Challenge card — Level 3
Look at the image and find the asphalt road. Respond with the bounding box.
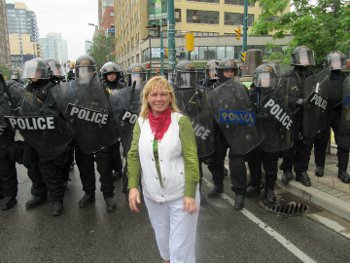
[1,164,350,263]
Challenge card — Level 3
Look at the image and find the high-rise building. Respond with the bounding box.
[0,0,11,67]
[39,33,68,63]
[114,0,291,70]
[6,2,41,68]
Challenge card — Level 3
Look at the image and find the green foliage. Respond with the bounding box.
[251,0,350,67]
[0,64,12,80]
[88,31,116,70]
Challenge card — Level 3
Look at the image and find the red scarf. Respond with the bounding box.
[148,107,172,140]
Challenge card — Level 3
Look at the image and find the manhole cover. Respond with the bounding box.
[261,200,308,217]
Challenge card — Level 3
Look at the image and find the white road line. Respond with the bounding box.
[203,178,317,263]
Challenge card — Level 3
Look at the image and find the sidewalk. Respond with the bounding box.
[277,148,350,222]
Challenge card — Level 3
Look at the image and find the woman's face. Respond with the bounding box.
[147,86,171,116]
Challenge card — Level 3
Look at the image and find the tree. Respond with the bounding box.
[0,64,12,80]
[250,0,350,66]
[88,30,116,70]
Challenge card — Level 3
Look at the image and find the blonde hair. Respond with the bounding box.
[140,76,180,118]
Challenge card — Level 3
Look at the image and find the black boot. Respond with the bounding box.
[295,171,311,187]
[79,193,95,208]
[246,185,260,198]
[338,170,350,184]
[281,170,293,185]
[26,195,47,209]
[207,184,223,198]
[264,188,276,204]
[1,196,17,210]
[233,193,245,210]
[315,167,324,177]
[51,201,63,217]
[105,197,117,213]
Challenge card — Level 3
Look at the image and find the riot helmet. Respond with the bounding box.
[174,60,197,88]
[326,51,346,70]
[75,54,97,84]
[217,59,239,83]
[126,63,147,87]
[205,60,219,80]
[291,46,315,67]
[45,58,66,80]
[101,62,123,83]
[253,63,277,88]
[22,58,49,81]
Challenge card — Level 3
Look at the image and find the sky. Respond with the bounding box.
[7,0,98,60]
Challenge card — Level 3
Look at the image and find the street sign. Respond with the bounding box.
[108,28,115,33]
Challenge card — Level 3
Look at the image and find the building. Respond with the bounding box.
[39,33,68,63]
[0,0,11,67]
[6,2,41,68]
[114,0,291,71]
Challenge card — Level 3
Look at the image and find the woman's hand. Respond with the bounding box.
[183,197,198,214]
[128,188,141,213]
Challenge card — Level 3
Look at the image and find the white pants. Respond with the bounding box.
[144,193,200,263]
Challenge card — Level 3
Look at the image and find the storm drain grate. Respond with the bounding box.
[263,201,308,216]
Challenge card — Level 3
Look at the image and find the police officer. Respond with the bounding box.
[100,62,124,181]
[125,63,147,88]
[21,58,66,216]
[313,51,350,183]
[280,46,315,187]
[207,59,248,210]
[199,60,219,89]
[73,55,117,212]
[246,63,283,204]
[0,79,19,210]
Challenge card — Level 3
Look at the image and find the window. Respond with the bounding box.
[189,0,219,3]
[175,9,181,22]
[187,10,219,24]
[224,13,254,26]
[224,0,255,6]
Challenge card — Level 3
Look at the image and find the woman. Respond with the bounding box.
[127,76,200,263]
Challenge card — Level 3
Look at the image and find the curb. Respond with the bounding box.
[276,178,350,222]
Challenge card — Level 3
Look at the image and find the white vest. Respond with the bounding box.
[138,112,185,202]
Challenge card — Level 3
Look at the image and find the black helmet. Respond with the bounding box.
[291,46,315,67]
[75,54,97,79]
[45,58,66,80]
[253,62,277,88]
[101,62,123,81]
[22,58,49,80]
[205,60,219,80]
[217,59,239,83]
[326,51,346,70]
[126,63,147,86]
[175,60,197,88]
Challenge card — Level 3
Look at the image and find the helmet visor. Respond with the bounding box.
[253,72,275,88]
[328,53,346,70]
[294,50,315,66]
[205,64,218,80]
[22,60,49,79]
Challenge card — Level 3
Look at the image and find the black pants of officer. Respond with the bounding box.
[61,144,74,183]
[111,141,123,175]
[247,147,279,190]
[75,143,114,198]
[280,111,313,173]
[23,143,65,202]
[208,129,247,195]
[314,110,350,171]
[0,147,17,198]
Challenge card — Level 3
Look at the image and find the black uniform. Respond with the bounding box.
[313,70,350,183]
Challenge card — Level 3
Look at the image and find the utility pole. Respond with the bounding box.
[167,0,176,82]
[243,0,248,53]
[160,20,164,75]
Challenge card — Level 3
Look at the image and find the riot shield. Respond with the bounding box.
[303,69,330,138]
[51,76,119,154]
[2,81,74,158]
[174,85,215,159]
[108,81,145,156]
[341,76,350,133]
[258,68,297,152]
[208,78,263,155]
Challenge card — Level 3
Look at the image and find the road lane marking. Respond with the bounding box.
[203,178,317,263]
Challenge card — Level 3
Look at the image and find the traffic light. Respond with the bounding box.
[185,32,194,52]
[165,48,168,58]
[234,26,242,40]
